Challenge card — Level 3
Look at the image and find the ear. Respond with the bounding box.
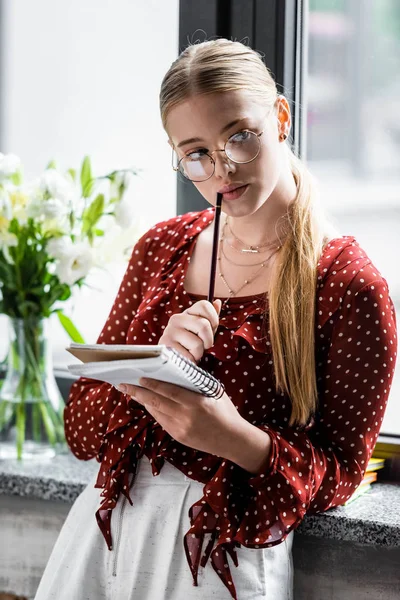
[276,95,291,138]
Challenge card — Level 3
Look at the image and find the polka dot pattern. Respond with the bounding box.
[64,208,397,600]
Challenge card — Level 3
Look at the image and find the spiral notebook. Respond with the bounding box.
[66,343,225,399]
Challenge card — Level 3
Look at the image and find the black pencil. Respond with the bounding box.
[207,192,223,303]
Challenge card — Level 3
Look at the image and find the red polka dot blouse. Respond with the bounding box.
[65,207,397,600]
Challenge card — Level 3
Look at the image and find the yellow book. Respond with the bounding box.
[373,436,400,459]
[366,457,385,472]
[360,471,378,486]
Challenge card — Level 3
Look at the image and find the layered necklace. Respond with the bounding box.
[217,218,282,306]
[225,218,278,254]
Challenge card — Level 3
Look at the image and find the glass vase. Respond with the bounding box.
[0,316,66,460]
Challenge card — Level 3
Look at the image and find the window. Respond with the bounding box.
[0,0,179,369]
[307,0,400,433]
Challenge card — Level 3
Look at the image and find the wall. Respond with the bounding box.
[0,0,179,365]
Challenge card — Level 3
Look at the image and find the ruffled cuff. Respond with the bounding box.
[243,425,279,485]
[232,425,316,548]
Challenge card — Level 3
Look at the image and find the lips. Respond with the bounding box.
[220,184,249,201]
[218,183,246,194]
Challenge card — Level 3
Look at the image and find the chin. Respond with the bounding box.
[221,198,266,218]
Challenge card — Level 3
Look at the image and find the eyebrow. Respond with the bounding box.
[176,118,249,149]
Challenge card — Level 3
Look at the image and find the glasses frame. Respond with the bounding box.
[171,128,265,183]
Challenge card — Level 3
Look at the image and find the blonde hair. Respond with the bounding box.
[160,38,329,427]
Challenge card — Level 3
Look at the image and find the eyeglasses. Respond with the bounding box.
[172,128,264,182]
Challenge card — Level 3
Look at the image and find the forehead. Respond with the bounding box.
[166,90,266,143]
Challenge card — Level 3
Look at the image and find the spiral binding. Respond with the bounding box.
[165,347,225,399]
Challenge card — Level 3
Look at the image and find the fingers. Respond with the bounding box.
[186,300,220,334]
[159,299,221,363]
[117,381,178,417]
[183,314,214,349]
[138,377,193,402]
[168,340,199,363]
[160,326,205,362]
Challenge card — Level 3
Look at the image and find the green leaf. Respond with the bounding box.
[67,168,76,181]
[56,310,86,343]
[80,156,93,198]
[10,168,23,186]
[58,286,72,302]
[38,401,56,446]
[81,193,105,237]
[32,403,41,442]
[42,401,65,444]
[0,401,14,431]
[105,170,117,182]
[16,402,26,460]
[93,228,105,236]
[45,160,57,170]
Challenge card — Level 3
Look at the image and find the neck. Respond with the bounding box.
[222,171,297,246]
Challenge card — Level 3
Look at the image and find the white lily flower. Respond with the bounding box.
[0,230,17,246]
[26,196,43,219]
[10,179,45,221]
[92,220,143,266]
[55,241,94,285]
[0,188,13,219]
[26,185,72,233]
[2,245,15,265]
[39,169,75,204]
[114,196,136,229]
[0,153,21,178]
[24,177,43,199]
[42,197,68,220]
[42,216,68,237]
[0,230,18,264]
[46,236,73,259]
[7,187,31,224]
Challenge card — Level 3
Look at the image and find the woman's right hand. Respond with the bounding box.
[158,299,222,363]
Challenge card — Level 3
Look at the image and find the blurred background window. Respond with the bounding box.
[307,0,400,433]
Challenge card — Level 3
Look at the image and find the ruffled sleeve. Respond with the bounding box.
[63,210,204,460]
[230,263,397,549]
[64,228,154,460]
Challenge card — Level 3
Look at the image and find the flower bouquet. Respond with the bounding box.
[0,153,140,459]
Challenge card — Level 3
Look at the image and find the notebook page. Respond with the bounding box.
[67,356,206,395]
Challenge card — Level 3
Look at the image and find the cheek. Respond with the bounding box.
[256,143,281,185]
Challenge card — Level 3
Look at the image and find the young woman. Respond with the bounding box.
[35,39,397,600]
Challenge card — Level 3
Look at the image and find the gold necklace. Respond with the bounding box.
[226,217,279,254]
[221,236,280,267]
[217,236,280,306]
[222,221,275,257]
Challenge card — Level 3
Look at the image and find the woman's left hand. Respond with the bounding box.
[116,378,246,459]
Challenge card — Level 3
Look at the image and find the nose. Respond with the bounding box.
[212,149,236,179]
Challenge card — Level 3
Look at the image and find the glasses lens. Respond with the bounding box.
[179,154,214,181]
[225,131,260,163]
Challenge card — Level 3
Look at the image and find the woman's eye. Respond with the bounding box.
[230,131,251,143]
[186,149,208,160]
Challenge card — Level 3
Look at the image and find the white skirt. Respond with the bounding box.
[34,457,294,600]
